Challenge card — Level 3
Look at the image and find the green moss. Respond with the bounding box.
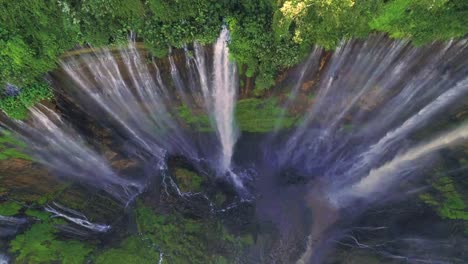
[239,234,254,246]
[0,201,22,216]
[214,192,227,207]
[0,130,31,160]
[235,98,296,132]
[173,168,203,193]
[177,104,212,132]
[133,203,243,264]
[25,209,51,221]
[9,221,93,264]
[420,175,468,220]
[94,236,160,264]
[35,183,71,206]
[178,98,297,133]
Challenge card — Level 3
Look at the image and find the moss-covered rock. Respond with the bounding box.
[0,131,31,161]
[8,219,93,264]
[235,98,296,132]
[178,104,212,132]
[94,236,160,264]
[177,97,297,133]
[132,202,248,264]
[173,167,203,193]
[0,202,22,216]
[420,176,468,221]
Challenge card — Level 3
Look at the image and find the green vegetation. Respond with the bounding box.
[178,97,297,133]
[0,0,466,117]
[135,205,232,263]
[420,161,468,234]
[94,236,160,264]
[0,130,31,160]
[0,82,53,119]
[9,212,93,264]
[178,104,212,132]
[370,0,468,44]
[236,98,297,132]
[95,202,247,264]
[4,196,249,263]
[173,167,204,193]
[143,0,225,57]
[0,201,22,216]
[420,175,468,221]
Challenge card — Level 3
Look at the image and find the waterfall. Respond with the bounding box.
[45,203,111,232]
[334,122,468,207]
[343,78,468,179]
[193,41,211,109]
[0,253,8,264]
[191,28,241,186]
[0,27,245,204]
[212,27,240,185]
[278,36,467,174]
[0,28,467,263]
[6,106,142,203]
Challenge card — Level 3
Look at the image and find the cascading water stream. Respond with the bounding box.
[1,27,243,206]
[335,122,468,206]
[0,253,8,264]
[211,27,241,186]
[261,36,468,263]
[2,106,142,203]
[1,28,467,263]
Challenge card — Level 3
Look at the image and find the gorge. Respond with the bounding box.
[0,1,467,263]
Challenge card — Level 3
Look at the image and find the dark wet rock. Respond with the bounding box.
[0,159,66,203]
[279,168,310,185]
[52,185,125,224]
[0,215,28,238]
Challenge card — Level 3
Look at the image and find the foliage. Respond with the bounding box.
[173,167,204,193]
[0,82,53,120]
[370,0,468,44]
[0,0,80,86]
[9,220,93,263]
[226,1,304,92]
[25,209,52,221]
[143,0,225,57]
[64,0,145,46]
[420,174,468,221]
[94,236,160,264]
[0,201,22,216]
[273,0,381,49]
[133,203,243,264]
